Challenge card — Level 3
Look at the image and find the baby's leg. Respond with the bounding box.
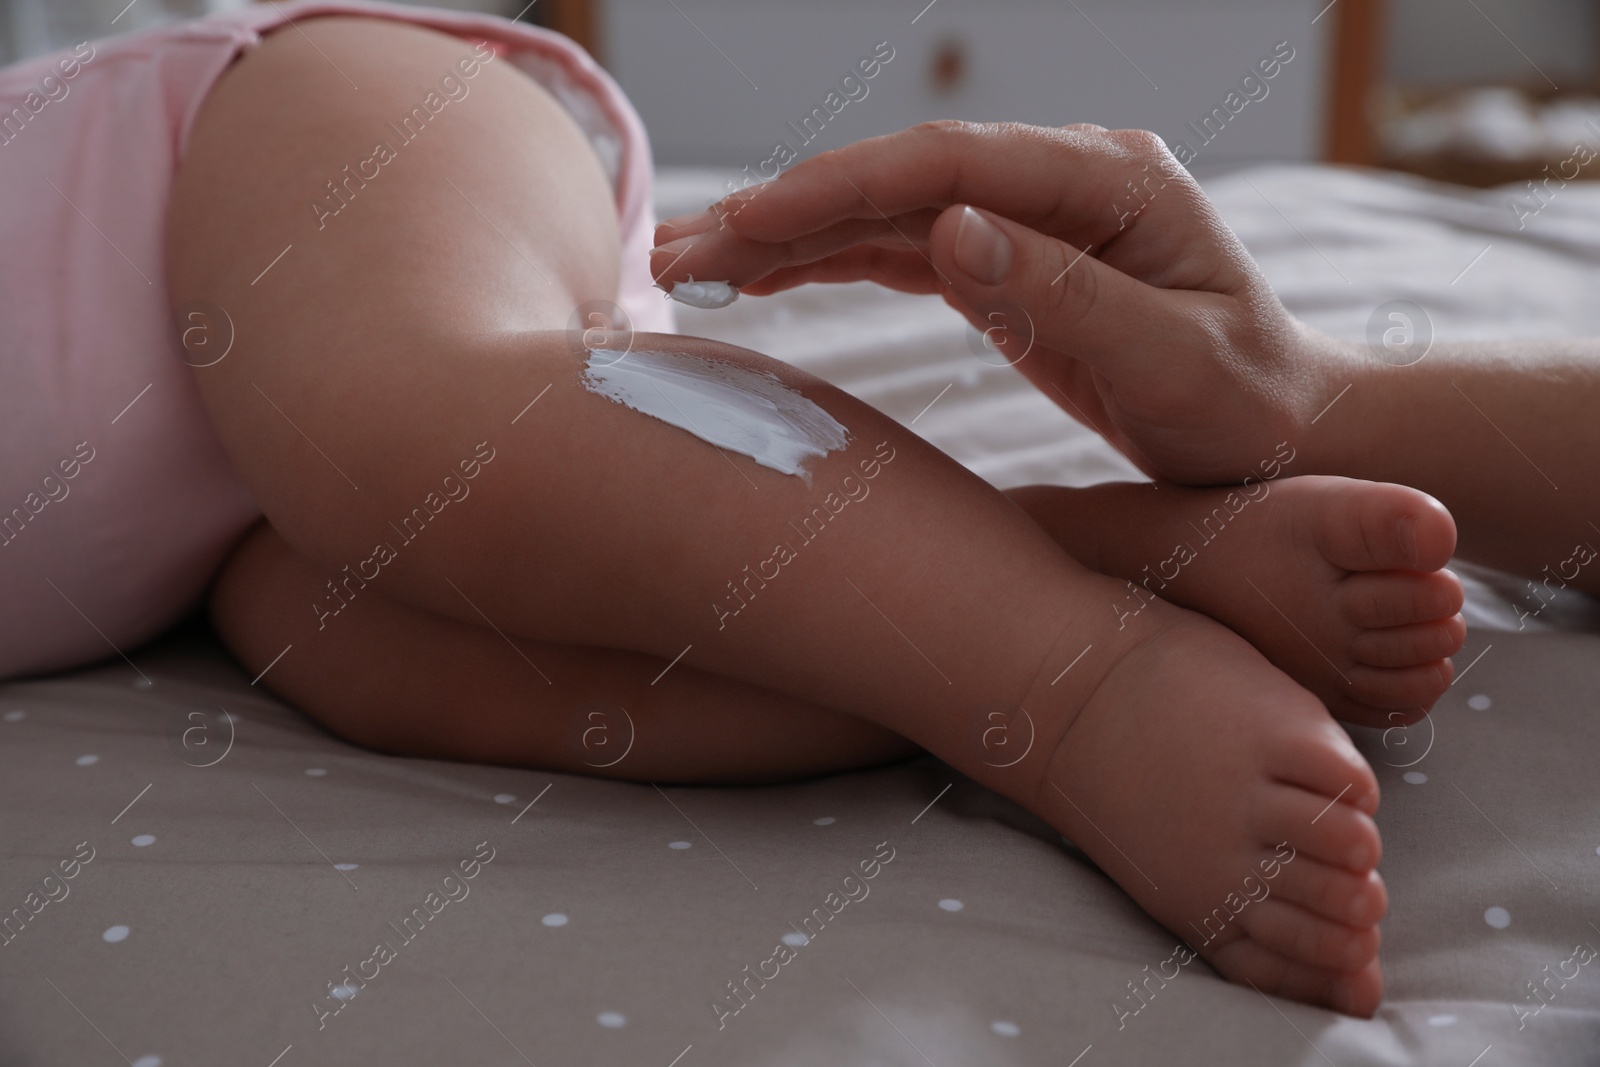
[212,521,919,783]
[168,15,1386,1012]
[1010,478,1467,727]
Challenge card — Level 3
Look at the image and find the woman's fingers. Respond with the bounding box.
[737,246,944,296]
[651,210,942,291]
[658,198,1222,450]
[670,121,1131,241]
[655,121,1255,298]
[925,204,1205,384]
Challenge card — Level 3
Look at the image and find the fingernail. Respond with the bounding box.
[953,205,1012,285]
[652,234,700,256]
[657,208,714,237]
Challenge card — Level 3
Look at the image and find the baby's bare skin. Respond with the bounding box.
[1012,475,1466,727]
[167,23,1450,1018]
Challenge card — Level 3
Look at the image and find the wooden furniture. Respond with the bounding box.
[1324,0,1387,165]
[1320,0,1600,185]
[540,0,599,59]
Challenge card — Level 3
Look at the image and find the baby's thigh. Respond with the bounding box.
[165,14,620,514]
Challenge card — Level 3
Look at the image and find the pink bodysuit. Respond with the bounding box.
[0,0,672,680]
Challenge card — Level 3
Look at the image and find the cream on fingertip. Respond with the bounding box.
[667,277,739,309]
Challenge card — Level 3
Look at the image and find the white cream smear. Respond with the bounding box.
[582,348,849,479]
[667,277,739,309]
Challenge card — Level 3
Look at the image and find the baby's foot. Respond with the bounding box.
[1010,475,1466,727]
[1022,607,1388,1014]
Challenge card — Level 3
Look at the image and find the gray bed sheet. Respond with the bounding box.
[3,164,1600,1066]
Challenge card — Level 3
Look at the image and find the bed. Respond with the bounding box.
[3,163,1599,1067]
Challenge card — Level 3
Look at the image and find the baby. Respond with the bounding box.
[2,3,1476,1019]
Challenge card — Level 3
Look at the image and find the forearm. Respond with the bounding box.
[1300,332,1600,591]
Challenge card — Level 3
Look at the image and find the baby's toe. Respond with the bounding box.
[1311,479,1457,573]
[1346,660,1455,712]
[1262,721,1380,816]
[1237,897,1381,971]
[1206,939,1384,1017]
[1339,570,1465,627]
[1350,616,1467,668]
[1334,957,1386,1017]
[1257,784,1382,873]
[1272,856,1388,927]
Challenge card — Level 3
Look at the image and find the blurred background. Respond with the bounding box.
[3,0,1596,185]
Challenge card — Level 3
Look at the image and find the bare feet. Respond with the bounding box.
[1015,606,1387,1015]
[1010,475,1466,727]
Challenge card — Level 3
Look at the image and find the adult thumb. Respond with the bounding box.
[930,204,1174,371]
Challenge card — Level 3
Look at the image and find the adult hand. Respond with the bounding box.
[650,121,1356,485]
